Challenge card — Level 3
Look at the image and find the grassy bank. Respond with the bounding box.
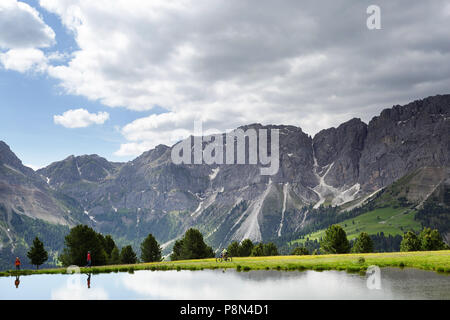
[1,250,449,277]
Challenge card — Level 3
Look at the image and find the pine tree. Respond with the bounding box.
[27,237,48,269]
[227,241,240,257]
[263,242,279,256]
[170,228,214,261]
[120,245,138,264]
[320,225,350,254]
[103,235,117,259]
[140,233,162,262]
[238,239,254,257]
[110,246,120,265]
[352,232,374,253]
[59,225,107,267]
[170,239,184,261]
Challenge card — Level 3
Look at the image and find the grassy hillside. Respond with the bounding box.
[284,167,448,250]
[1,250,449,277]
[290,206,421,245]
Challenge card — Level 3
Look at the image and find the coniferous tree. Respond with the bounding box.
[227,241,240,257]
[170,229,214,261]
[352,232,374,253]
[140,233,162,262]
[103,235,117,260]
[170,239,184,261]
[120,245,138,264]
[109,246,120,265]
[27,237,48,269]
[238,239,254,257]
[320,225,350,254]
[59,225,107,267]
[263,242,279,256]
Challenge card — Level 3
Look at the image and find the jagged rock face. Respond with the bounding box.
[0,142,79,227]
[313,118,367,189]
[358,95,450,191]
[1,94,449,247]
[37,154,122,187]
[0,141,37,183]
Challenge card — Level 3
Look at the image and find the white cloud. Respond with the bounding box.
[0,0,55,49]
[0,0,55,73]
[54,108,110,128]
[31,1,450,156]
[121,269,392,299]
[0,48,47,73]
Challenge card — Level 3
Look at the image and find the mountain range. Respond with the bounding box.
[1,94,449,267]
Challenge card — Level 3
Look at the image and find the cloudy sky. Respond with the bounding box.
[1,0,449,169]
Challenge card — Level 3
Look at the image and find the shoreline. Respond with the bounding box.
[2,250,449,277]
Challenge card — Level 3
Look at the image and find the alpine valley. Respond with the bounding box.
[1,95,449,269]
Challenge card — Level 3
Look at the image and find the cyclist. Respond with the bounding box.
[221,248,228,260]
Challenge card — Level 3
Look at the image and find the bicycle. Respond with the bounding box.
[216,255,233,262]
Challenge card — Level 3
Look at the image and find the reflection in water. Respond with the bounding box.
[14,275,20,289]
[51,272,108,299]
[0,268,449,300]
[121,269,390,300]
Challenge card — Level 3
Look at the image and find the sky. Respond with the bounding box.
[0,0,449,169]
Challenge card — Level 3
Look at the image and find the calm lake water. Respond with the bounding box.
[0,268,449,300]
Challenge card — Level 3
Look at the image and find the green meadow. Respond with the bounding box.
[291,207,421,245]
[1,250,449,277]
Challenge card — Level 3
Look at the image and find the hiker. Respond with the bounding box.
[86,251,92,267]
[15,257,21,271]
[14,275,20,288]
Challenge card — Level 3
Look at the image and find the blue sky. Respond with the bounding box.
[1,1,449,170]
[0,0,164,168]
[0,67,143,168]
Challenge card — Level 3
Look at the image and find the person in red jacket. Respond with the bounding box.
[86,251,92,267]
[15,257,21,271]
[14,275,20,288]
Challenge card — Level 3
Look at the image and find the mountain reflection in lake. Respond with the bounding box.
[0,268,449,300]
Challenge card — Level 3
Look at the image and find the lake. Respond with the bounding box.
[1,267,449,300]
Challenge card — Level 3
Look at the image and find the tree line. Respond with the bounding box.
[288,225,449,255]
[14,223,449,270]
[226,239,279,257]
[58,225,163,266]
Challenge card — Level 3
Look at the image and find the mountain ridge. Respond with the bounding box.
[0,94,449,262]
